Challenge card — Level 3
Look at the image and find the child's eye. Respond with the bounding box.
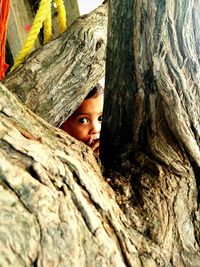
[98,115,103,122]
[78,118,89,124]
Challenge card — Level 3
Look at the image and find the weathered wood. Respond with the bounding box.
[102,0,200,167]
[2,0,200,266]
[100,0,200,266]
[1,63,199,266]
[0,82,139,267]
[101,0,136,160]
[4,2,107,127]
[64,0,80,27]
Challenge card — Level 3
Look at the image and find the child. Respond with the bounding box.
[60,83,104,155]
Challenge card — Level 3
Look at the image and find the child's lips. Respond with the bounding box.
[88,136,100,145]
[92,136,100,141]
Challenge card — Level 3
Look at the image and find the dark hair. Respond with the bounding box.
[85,83,103,99]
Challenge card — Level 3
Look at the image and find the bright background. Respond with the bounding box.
[78,0,104,15]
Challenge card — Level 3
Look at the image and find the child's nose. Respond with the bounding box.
[90,121,101,133]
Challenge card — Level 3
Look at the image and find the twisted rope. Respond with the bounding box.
[43,3,52,44]
[10,0,67,72]
[55,0,67,34]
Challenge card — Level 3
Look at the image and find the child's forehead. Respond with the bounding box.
[73,95,103,116]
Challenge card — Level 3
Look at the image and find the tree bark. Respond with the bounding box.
[3,2,108,127]
[1,0,200,266]
[0,83,134,267]
[102,0,200,166]
[101,0,200,266]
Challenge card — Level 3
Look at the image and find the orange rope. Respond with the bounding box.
[0,0,11,80]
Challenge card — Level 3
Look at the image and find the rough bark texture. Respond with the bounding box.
[102,0,200,164]
[3,2,107,127]
[0,83,133,267]
[1,0,200,266]
[101,0,200,266]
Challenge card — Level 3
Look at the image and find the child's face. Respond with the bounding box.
[61,93,103,146]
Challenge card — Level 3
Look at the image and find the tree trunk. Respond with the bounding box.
[0,83,135,267]
[1,0,200,266]
[3,2,108,127]
[101,0,200,266]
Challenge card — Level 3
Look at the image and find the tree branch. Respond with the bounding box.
[3,2,108,127]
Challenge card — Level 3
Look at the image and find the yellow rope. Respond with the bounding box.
[54,0,67,34]
[10,0,52,72]
[43,3,52,44]
[10,0,67,72]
